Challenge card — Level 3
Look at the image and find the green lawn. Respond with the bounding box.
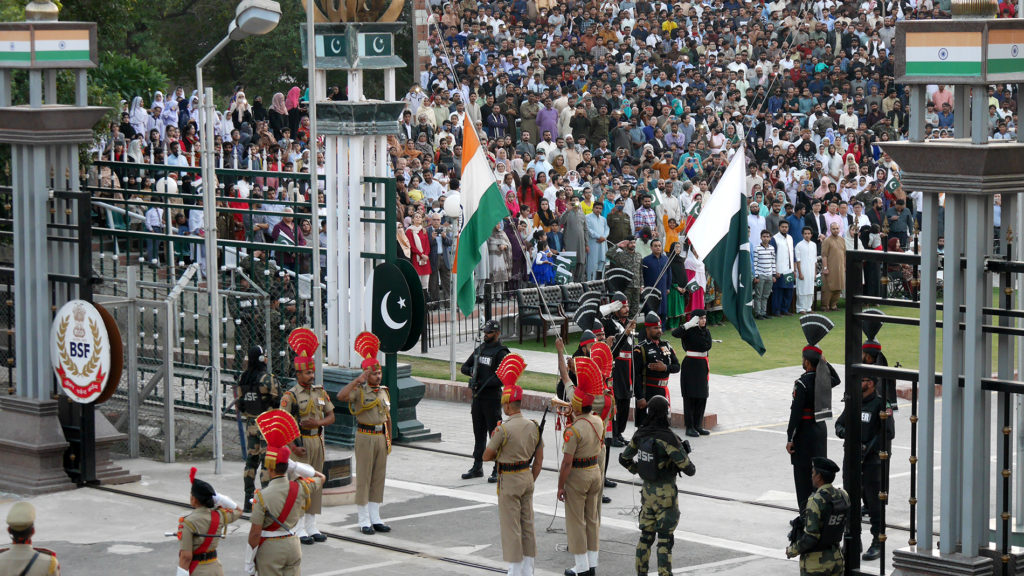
[399,354,558,393]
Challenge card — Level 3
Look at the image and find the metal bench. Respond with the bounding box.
[517,286,568,346]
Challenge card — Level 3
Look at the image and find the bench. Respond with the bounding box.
[517,286,569,346]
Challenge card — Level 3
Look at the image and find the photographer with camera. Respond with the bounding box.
[460,319,510,483]
[786,457,850,575]
[619,395,695,576]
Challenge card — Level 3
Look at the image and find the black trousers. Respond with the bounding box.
[862,457,883,538]
[793,458,814,512]
[614,397,631,436]
[471,392,502,465]
[682,397,707,431]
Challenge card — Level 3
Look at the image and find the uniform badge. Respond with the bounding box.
[563,428,573,443]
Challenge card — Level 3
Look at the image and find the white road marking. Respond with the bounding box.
[386,478,790,561]
[308,560,406,576]
[332,502,492,529]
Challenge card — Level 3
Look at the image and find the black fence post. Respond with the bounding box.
[484,283,493,322]
[844,251,865,574]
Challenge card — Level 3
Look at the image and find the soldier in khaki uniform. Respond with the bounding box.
[0,502,59,576]
[177,468,243,576]
[483,354,543,576]
[557,357,605,576]
[245,409,326,576]
[280,328,335,545]
[337,332,393,535]
[236,345,281,512]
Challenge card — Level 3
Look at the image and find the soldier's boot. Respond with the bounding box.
[308,514,326,542]
[488,466,498,484]
[636,531,655,576]
[656,532,674,576]
[586,550,598,575]
[862,538,881,561]
[564,553,589,576]
[521,556,535,576]
[461,463,484,479]
[369,502,391,533]
[296,512,312,545]
[357,505,374,535]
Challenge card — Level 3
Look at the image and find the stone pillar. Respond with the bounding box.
[0,397,75,494]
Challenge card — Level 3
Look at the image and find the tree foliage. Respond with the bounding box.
[90,52,170,103]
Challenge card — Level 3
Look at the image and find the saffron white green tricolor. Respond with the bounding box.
[454,116,510,316]
[0,28,91,66]
[989,29,1024,75]
[904,31,982,77]
[0,30,31,65]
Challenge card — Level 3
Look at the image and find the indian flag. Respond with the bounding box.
[687,147,765,355]
[989,29,1024,75]
[33,29,91,63]
[455,116,509,316]
[0,30,31,65]
[905,31,982,77]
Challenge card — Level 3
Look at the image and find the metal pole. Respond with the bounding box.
[916,191,938,552]
[450,224,460,381]
[940,194,965,555]
[961,194,986,556]
[306,1,324,382]
[203,86,223,474]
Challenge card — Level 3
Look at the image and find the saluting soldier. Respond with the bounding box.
[177,468,243,576]
[280,327,335,545]
[0,502,59,576]
[483,354,543,576]
[558,357,605,576]
[337,332,393,535]
[236,345,281,512]
[786,457,850,576]
[632,312,680,428]
[619,396,696,576]
[602,291,636,447]
[671,309,712,439]
[245,409,325,576]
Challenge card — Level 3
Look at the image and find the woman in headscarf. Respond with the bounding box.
[151,90,165,111]
[665,241,688,328]
[229,91,254,131]
[486,223,512,295]
[406,212,431,289]
[504,190,520,217]
[268,92,288,140]
[286,86,304,136]
[130,96,149,137]
[218,111,233,140]
[503,218,528,291]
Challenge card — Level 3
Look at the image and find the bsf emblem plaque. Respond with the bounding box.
[50,300,112,404]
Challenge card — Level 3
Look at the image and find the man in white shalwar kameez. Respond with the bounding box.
[794,226,818,313]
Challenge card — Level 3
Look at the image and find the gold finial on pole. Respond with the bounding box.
[25,0,59,22]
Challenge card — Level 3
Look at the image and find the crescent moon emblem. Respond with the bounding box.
[331,38,343,54]
[380,291,407,330]
[373,37,386,53]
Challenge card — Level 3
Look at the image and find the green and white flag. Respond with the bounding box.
[454,117,511,315]
[555,252,577,285]
[687,148,766,355]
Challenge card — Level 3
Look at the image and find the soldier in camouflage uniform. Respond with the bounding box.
[618,395,695,576]
[785,457,850,576]
[606,239,643,315]
[235,346,281,512]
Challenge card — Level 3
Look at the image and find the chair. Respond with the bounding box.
[517,287,568,346]
[560,283,586,314]
[583,280,607,298]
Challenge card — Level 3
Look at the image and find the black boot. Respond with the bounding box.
[488,467,498,483]
[604,478,617,488]
[685,428,700,437]
[862,539,881,561]
[461,464,483,479]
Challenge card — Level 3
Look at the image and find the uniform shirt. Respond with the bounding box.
[350,383,390,426]
[281,384,334,435]
[252,475,322,531]
[562,413,604,461]
[179,506,243,556]
[632,337,680,398]
[0,544,59,576]
[239,371,281,418]
[619,435,695,482]
[835,391,894,459]
[787,483,850,559]
[487,412,542,466]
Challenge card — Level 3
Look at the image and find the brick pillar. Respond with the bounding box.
[413,0,431,84]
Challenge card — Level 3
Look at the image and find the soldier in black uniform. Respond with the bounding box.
[235,346,281,512]
[788,316,841,512]
[602,292,636,447]
[836,375,894,561]
[672,309,712,439]
[632,312,680,428]
[861,310,898,410]
[460,319,510,482]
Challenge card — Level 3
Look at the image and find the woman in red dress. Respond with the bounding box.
[406,211,431,288]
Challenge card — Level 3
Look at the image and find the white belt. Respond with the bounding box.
[686,351,708,358]
[618,352,632,360]
[261,529,292,538]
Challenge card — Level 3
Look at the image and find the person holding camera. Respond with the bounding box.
[619,395,695,576]
[460,319,510,482]
[785,457,850,576]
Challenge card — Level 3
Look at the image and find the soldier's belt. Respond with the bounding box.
[193,551,217,563]
[498,461,530,473]
[802,408,814,421]
[618,352,633,360]
[260,530,292,539]
[572,456,599,469]
[300,428,322,437]
[645,378,669,387]
[357,424,385,435]
[685,351,708,358]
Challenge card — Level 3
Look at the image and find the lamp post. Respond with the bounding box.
[443,194,462,381]
[195,0,281,474]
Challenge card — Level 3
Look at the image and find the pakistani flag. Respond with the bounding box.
[455,117,511,315]
[555,252,577,285]
[687,148,766,355]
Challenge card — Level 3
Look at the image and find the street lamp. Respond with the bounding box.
[195,0,281,475]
